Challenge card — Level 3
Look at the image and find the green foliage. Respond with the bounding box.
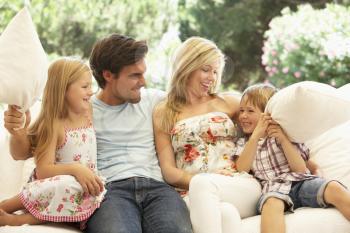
[0,0,180,91]
[177,0,349,91]
[178,0,309,91]
[0,0,178,58]
[262,4,350,88]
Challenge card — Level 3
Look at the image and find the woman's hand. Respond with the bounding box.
[215,169,233,176]
[73,165,104,196]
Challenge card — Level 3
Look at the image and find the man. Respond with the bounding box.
[4,34,192,233]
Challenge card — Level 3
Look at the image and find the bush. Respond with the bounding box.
[262,4,350,88]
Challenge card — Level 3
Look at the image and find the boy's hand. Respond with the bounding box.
[267,124,288,145]
[251,113,271,139]
[4,105,31,135]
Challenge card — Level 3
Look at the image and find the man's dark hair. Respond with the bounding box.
[89,33,148,89]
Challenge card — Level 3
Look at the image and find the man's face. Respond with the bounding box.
[105,59,146,105]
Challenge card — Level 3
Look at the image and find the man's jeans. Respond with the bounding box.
[84,177,193,233]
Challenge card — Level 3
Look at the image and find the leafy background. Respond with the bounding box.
[1,0,350,93]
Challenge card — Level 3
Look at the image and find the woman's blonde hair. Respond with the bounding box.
[29,57,91,163]
[241,83,278,112]
[159,37,225,132]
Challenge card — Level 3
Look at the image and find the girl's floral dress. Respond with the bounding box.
[171,112,240,195]
[19,123,105,228]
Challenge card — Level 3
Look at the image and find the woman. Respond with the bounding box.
[153,37,261,233]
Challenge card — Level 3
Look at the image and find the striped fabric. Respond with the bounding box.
[235,137,316,194]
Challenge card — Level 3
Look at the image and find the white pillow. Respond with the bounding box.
[266,81,350,142]
[306,120,350,189]
[0,131,25,200]
[0,7,48,112]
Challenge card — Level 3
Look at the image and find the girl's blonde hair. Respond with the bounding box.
[29,57,91,163]
[159,37,225,132]
[241,83,278,112]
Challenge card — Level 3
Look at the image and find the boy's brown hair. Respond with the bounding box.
[89,33,148,89]
[241,83,278,112]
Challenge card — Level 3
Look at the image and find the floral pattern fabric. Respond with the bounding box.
[171,112,239,178]
[19,123,105,226]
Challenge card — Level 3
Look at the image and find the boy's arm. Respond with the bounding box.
[4,105,32,160]
[307,159,323,176]
[235,136,259,172]
[267,124,308,173]
[236,113,271,172]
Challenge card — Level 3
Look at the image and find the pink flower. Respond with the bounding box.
[82,133,87,143]
[210,116,226,123]
[73,154,81,161]
[88,162,95,170]
[206,128,217,144]
[282,67,289,74]
[183,144,200,163]
[56,204,64,213]
[271,50,277,56]
[294,71,302,79]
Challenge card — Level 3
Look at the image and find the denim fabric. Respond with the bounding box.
[257,177,332,213]
[84,177,192,233]
[289,177,330,209]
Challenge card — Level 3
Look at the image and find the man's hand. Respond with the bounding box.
[4,105,31,135]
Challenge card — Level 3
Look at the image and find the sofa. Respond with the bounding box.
[1,81,350,233]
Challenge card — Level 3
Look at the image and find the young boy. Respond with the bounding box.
[235,83,350,233]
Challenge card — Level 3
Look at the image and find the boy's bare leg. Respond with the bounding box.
[0,209,44,226]
[261,197,285,233]
[0,195,25,213]
[324,181,350,220]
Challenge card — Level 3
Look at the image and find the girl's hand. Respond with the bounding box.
[74,165,104,196]
[251,113,271,139]
[267,124,288,145]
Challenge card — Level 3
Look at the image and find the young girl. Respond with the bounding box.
[0,58,105,229]
[235,83,350,233]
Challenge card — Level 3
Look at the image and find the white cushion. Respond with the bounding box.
[306,120,350,189]
[0,131,24,201]
[0,224,81,233]
[0,7,48,112]
[242,208,350,233]
[266,81,350,142]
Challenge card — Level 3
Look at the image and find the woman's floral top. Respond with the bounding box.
[171,112,239,178]
[19,123,105,228]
